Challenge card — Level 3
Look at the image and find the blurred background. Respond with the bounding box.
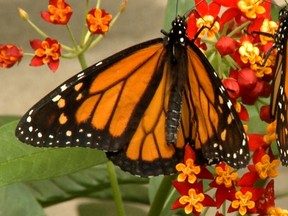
[1,0,288,215]
[0,0,166,116]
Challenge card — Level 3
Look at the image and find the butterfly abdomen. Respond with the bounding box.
[166,88,183,144]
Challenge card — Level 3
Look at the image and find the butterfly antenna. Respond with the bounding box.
[176,0,179,17]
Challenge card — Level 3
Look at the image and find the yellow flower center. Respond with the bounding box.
[86,9,112,33]
[264,121,277,144]
[255,154,280,179]
[35,41,61,63]
[250,56,272,78]
[260,19,278,45]
[176,158,200,184]
[267,207,288,215]
[48,0,72,23]
[239,41,259,64]
[231,191,255,215]
[179,188,204,214]
[196,15,220,39]
[215,164,238,188]
[237,0,265,19]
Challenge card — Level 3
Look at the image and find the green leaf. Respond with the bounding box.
[0,116,19,127]
[78,201,147,216]
[163,0,195,31]
[0,121,108,187]
[26,165,149,207]
[245,105,267,134]
[0,183,45,216]
[148,176,164,203]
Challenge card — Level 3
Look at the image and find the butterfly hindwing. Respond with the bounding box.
[185,43,249,168]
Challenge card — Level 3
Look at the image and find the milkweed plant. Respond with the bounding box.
[0,0,288,215]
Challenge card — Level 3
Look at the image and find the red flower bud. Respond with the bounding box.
[222,78,240,99]
[259,82,271,98]
[260,105,272,123]
[216,36,236,56]
[241,80,263,105]
[238,68,257,90]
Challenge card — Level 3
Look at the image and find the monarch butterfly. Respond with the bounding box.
[270,5,288,166]
[15,13,250,177]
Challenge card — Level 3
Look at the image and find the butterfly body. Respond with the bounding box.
[270,6,288,165]
[16,16,249,176]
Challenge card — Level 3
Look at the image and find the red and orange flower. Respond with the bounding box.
[30,38,61,72]
[41,0,73,25]
[0,44,23,68]
[86,8,112,34]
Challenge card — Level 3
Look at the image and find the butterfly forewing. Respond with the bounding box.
[16,39,164,150]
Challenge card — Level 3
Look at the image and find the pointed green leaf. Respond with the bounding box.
[0,116,19,127]
[0,121,107,187]
[0,183,45,216]
[26,165,149,207]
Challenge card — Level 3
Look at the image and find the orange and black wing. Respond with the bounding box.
[272,38,288,165]
[107,40,250,175]
[15,38,187,176]
[270,6,288,166]
[183,42,250,168]
[16,15,250,176]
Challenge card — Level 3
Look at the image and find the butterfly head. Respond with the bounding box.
[168,16,188,47]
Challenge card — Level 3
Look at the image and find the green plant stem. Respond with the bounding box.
[77,52,88,70]
[227,21,250,38]
[66,24,88,69]
[106,161,126,216]
[148,176,172,216]
[26,19,49,38]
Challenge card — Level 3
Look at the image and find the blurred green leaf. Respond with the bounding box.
[0,183,45,216]
[0,116,19,127]
[78,201,147,216]
[26,165,149,207]
[0,121,108,187]
[245,104,267,134]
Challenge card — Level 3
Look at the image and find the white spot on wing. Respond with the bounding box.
[60,84,67,92]
[52,94,61,102]
[26,116,32,123]
[95,61,102,67]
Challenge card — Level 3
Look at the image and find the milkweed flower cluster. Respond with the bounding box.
[172,0,288,215]
[0,0,126,72]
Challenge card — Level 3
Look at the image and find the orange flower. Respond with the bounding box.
[0,44,23,68]
[30,38,61,72]
[86,8,112,34]
[255,154,279,179]
[176,158,201,184]
[41,0,73,25]
[231,191,255,215]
